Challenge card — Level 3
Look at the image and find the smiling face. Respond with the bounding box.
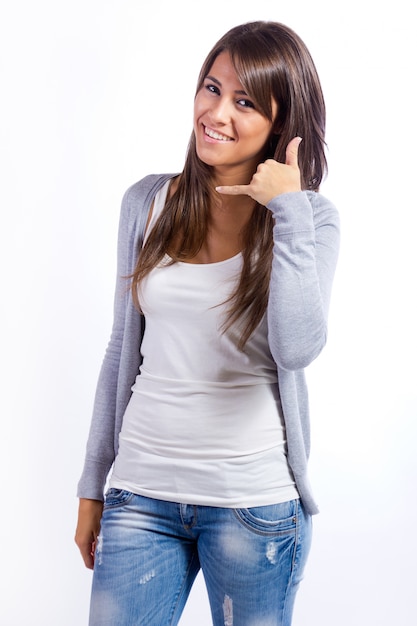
[193,51,278,182]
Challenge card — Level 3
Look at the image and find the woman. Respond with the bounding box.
[75,20,340,626]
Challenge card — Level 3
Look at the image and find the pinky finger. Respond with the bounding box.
[215,184,250,196]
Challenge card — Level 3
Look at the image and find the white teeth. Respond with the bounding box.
[205,127,232,141]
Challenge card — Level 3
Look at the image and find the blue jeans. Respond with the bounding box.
[89,490,312,626]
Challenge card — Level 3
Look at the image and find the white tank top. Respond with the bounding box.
[110,180,299,507]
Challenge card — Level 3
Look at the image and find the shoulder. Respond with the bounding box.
[119,173,178,229]
[122,173,178,210]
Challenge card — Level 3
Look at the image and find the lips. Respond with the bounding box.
[204,125,233,141]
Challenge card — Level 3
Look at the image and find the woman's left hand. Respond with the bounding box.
[216,136,302,206]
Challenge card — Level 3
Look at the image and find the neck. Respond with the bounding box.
[209,195,255,241]
[210,164,256,217]
[212,164,254,189]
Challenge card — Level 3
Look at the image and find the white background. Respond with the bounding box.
[1,1,416,624]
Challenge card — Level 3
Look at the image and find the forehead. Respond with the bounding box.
[206,51,243,87]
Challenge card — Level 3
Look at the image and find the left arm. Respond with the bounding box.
[216,137,340,370]
[266,190,339,370]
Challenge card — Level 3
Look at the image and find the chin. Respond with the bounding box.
[195,148,218,168]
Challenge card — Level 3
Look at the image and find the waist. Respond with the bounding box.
[112,377,298,506]
[125,376,283,458]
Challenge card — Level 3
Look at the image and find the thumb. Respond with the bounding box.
[285,136,302,168]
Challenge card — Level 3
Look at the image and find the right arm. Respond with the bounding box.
[74,175,173,568]
[74,185,138,567]
[76,184,138,501]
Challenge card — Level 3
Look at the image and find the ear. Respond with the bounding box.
[272,119,283,135]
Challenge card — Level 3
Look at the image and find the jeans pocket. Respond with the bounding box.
[104,488,134,508]
[233,499,298,535]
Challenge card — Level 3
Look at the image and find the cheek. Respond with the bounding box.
[247,121,273,147]
[193,107,204,135]
[193,106,200,134]
[193,91,205,119]
[262,118,275,141]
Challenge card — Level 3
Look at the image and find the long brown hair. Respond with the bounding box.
[131,21,327,348]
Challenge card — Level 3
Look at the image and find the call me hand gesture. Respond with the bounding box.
[216,137,303,206]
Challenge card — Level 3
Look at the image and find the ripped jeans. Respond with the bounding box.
[89,490,312,626]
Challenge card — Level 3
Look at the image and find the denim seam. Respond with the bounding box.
[281,499,300,621]
[168,549,199,626]
[231,509,297,537]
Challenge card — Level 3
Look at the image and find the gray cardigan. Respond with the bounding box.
[77,173,340,515]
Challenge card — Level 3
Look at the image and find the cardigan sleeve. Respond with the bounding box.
[266,190,340,371]
[76,174,174,500]
[76,185,138,500]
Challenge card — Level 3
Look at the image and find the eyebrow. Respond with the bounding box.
[205,74,248,96]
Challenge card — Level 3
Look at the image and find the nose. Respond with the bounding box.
[209,96,232,125]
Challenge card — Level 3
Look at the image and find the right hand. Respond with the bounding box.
[74,498,104,570]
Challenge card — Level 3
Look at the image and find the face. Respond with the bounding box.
[193,51,278,180]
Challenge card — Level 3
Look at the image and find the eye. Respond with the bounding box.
[237,98,255,109]
[205,83,220,95]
